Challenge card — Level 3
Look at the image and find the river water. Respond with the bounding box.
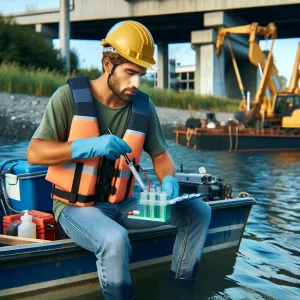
[0,139,299,300]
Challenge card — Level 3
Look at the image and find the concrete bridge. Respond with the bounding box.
[7,0,300,99]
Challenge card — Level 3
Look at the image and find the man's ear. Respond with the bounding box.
[103,57,113,74]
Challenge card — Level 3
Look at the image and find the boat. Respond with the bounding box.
[176,24,300,152]
[174,124,300,152]
[0,159,255,299]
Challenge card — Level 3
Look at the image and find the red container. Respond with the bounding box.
[3,210,56,241]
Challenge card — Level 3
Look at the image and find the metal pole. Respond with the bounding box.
[247,91,250,111]
[59,0,70,73]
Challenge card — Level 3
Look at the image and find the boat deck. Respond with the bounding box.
[174,126,300,151]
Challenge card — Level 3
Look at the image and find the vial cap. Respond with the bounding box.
[21,210,33,221]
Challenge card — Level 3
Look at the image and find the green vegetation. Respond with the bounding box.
[0,15,102,96]
[0,63,101,96]
[0,14,238,112]
[0,15,97,74]
[0,64,238,112]
[141,84,239,113]
[0,16,64,71]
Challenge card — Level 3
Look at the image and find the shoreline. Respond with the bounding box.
[0,91,234,142]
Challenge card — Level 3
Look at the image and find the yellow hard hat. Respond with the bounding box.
[101,20,158,71]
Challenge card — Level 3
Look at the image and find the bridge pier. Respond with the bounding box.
[191,11,258,99]
[191,29,225,97]
[35,24,57,46]
[157,44,169,89]
[59,0,70,72]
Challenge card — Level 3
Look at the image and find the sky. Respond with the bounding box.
[1,0,300,84]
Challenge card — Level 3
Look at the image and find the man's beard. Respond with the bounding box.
[108,74,137,103]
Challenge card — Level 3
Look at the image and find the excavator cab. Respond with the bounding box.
[274,94,300,131]
[274,94,300,117]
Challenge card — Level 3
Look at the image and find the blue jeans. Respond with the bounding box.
[59,197,211,300]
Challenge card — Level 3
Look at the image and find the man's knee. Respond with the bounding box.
[196,200,211,223]
[188,200,212,227]
[102,227,131,256]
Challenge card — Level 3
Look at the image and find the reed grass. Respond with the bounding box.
[0,63,66,96]
[140,84,239,113]
[0,63,239,112]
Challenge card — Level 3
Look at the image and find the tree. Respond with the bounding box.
[0,16,64,71]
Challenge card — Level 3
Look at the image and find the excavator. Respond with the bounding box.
[216,23,300,132]
[273,42,300,131]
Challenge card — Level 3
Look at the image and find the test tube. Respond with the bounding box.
[159,191,168,220]
[149,186,156,218]
[140,191,148,203]
[140,191,148,217]
[156,186,161,200]
[155,186,161,217]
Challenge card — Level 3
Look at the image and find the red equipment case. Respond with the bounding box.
[3,210,55,241]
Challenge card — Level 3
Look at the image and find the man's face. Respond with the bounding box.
[108,62,147,103]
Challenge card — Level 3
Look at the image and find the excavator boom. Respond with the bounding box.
[216,23,277,57]
[216,23,300,131]
[216,22,286,124]
[288,42,300,94]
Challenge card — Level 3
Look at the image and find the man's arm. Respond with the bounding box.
[151,151,176,183]
[27,136,132,166]
[27,138,72,166]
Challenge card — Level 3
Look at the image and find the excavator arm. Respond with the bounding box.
[287,41,300,94]
[216,22,285,125]
[216,23,277,57]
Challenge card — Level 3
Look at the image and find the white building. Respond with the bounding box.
[175,65,195,92]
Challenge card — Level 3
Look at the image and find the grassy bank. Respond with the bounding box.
[140,84,239,112]
[0,63,66,96]
[0,64,239,112]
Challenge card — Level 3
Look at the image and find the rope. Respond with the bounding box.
[175,129,179,144]
[228,125,232,152]
[235,126,239,151]
[237,191,252,198]
[186,128,194,146]
[193,128,200,149]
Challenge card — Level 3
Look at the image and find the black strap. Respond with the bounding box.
[95,157,116,202]
[96,183,116,195]
[67,162,83,203]
[99,164,120,178]
[52,186,107,204]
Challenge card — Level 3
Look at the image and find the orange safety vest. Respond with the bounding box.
[46,76,149,207]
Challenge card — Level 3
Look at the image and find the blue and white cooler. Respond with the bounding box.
[0,158,53,212]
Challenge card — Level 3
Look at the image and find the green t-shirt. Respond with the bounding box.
[33,84,168,220]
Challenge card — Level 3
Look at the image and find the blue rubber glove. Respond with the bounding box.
[162,176,179,199]
[71,135,132,160]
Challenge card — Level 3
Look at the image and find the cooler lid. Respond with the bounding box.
[0,158,48,175]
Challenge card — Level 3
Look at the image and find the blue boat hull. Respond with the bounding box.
[0,197,255,298]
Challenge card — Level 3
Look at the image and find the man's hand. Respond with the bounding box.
[162,175,179,199]
[72,135,132,160]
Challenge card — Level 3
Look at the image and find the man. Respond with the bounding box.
[27,20,211,300]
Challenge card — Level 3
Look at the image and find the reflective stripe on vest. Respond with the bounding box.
[46,76,149,206]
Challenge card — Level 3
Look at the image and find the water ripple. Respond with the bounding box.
[1,139,300,300]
